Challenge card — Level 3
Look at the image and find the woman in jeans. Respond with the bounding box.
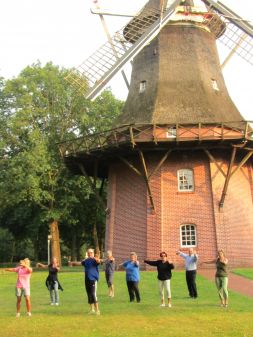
[144,252,174,307]
[203,249,229,307]
[37,257,63,305]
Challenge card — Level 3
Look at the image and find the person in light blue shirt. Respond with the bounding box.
[121,252,140,303]
[176,248,198,298]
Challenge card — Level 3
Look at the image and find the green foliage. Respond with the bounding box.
[0,271,253,337]
[0,62,123,261]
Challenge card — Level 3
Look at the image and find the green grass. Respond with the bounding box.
[0,269,253,337]
[232,268,253,280]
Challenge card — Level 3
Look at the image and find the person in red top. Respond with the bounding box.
[5,258,33,317]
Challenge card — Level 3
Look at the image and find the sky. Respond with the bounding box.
[0,0,253,120]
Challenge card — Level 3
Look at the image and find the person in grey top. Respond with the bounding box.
[176,248,198,298]
[104,250,115,297]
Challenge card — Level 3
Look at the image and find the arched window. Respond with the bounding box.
[180,224,197,247]
[178,169,194,191]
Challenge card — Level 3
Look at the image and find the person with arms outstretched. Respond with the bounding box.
[144,252,174,307]
[176,248,198,298]
[5,258,33,317]
[37,257,63,306]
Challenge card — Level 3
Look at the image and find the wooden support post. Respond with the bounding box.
[148,150,171,179]
[204,149,226,178]
[230,150,253,178]
[129,127,136,148]
[138,150,156,212]
[118,156,142,176]
[78,164,109,214]
[219,147,237,208]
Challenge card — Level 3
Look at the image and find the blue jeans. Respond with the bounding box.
[50,281,59,304]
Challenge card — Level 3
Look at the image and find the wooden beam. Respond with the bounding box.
[78,164,109,214]
[204,149,226,178]
[148,150,172,179]
[230,150,253,178]
[129,127,136,148]
[219,147,237,208]
[118,156,142,176]
[138,150,156,212]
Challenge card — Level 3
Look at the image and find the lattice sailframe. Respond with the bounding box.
[65,0,253,99]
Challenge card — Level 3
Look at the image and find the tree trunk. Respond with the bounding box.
[71,230,77,261]
[93,221,100,256]
[50,220,61,266]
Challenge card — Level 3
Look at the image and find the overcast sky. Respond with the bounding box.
[0,0,252,119]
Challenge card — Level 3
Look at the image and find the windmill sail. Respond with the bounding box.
[67,0,253,99]
[65,0,181,100]
[203,0,253,65]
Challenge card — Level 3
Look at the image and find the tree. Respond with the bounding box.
[0,62,123,261]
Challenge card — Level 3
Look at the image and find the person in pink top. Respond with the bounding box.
[5,258,33,317]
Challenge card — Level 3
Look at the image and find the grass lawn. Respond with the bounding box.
[0,269,253,337]
[232,268,253,280]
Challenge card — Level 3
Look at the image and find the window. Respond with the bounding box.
[178,169,194,191]
[166,126,177,138]
[180,224,197,247]
[211,79,219,91]
[139,81,146,93]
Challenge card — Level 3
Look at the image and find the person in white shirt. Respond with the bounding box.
[176,248,198,298]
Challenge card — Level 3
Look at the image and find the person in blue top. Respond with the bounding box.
[82,249,101,314]
[121,252,140,303]
[70,248,101,315]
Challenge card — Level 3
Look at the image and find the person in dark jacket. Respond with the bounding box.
[37,257,63,306]
[103,250,115,297]
[144,252,174,307]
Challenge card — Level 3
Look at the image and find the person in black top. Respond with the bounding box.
[144,252,174,307]
[37,257,63,306]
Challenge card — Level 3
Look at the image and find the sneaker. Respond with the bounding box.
[88,310,95,315]
[168,303,172,308]
[160,304,166,307]
[27,312,32,317]
[96,310,100,315]
[55,303,59,306]
[16,313,20,318]
[50,303,55,306]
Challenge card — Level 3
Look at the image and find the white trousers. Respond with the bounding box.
[158,279,171,300]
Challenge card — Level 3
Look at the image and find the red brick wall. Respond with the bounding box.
[105,151,253,268]
[105,160,147,263]
[209,151,253,266]
[160,151,217,267]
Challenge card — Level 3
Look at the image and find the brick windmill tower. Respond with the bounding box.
[61,0,253,266]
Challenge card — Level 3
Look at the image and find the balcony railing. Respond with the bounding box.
[59,121,253,158]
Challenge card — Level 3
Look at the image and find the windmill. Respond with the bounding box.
[60,0,253,266]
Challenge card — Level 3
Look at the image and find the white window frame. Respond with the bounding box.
[177,169,194,192]
[211,79,219,91]
[180,224,197,248]
[166,126,177,138]
[139,80,146,93]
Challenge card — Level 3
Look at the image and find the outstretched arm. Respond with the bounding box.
[36,262,48,269]
[144,260,158,266]
[5,268,16,272]
[202,259,216,264]
[68,261,82,266]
